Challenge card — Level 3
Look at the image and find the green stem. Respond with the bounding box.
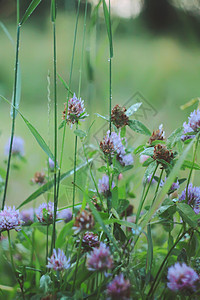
[147,230,187,298]
[72,124,78,213]
[2,25,21,210]
[46,225,49,265]
[109,0,112,134]
[72,234,83,292]
[136,164,158,224]
[186,133,199,201]
[17,0,20,24]
[151,168,163,208]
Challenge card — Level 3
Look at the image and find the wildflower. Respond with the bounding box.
[32,171,46,185]
[153,144,174,166]
[179,183,200,214]
[86,242,113,272]
[73,210,95,234]
[63,93,88,125]
[48,158,55,171]
[160,177,180,193]
[57,209,72,223]
[36,202,55,224]
[139,154,150,164]
[149,124,165,145]
[4,136,25,157]
[181,122,195,141]
[20,208,34,225]
[167,262,199,292]
[82,232,100,251]
[120,154,134,166]
[111,105,129,128]
[47,249,70,271]
[181,109,200,140]
[118,173,123,180]
[98,175,115,196]
[107,273,131,300]
[0,206,23,232]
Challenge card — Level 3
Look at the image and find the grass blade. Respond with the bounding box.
[102,0,113,58]
[20,0,43,25]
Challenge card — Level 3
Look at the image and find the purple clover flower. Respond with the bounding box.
[98,175,115,195]
[47,249,70,271]
[82,231,100,251]
[181,109,200,141]
[48,158,55,171]
[167,262,199,292]
[66,93,88,125]
[20,208,34,225]
[4,136,25,157]
[0,206,23,232]
[107,273,131,300]
[86,242,113,272]
[36,202,55,223]
[179,183,200,214]
[120,153,134,166]
[57,209,72,223]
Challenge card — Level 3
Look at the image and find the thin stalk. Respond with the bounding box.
[136,164,158,224]
[186,133,199,201]
[46,225,49,265]
[72,124,78,213]
[2,25,21,210]
[72,234,83,292]
[151,168,163,208]
[147,230,187,298]
[17,0,20,24]
[56,0,81,211]
[51,19,58,251]
[109,0,112,134]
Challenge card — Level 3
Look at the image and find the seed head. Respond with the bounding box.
[153,144,174,166]
[32,172,46,185]
[111,105,129,129]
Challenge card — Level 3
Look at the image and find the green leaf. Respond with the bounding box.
[95,113,109,121]
[181,160,200,171]
[102,0,113,57]
[40,275,52,294]
[167,127,183,148]
[20,0,43,25]
[133,144,146,155]
[117,199,129,215]
[112,186,119,210]
[177,203,198,228]
[18,159,92,209]
[144,160,157,180]
[56,221,73,248]
[146,224,153,282]
[126,102,142,117]
[128,120,151,136]
[57,73,73,95]
[74,129,87,138]
[141,147,154,157]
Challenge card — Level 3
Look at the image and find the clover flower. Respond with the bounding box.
[107,273,131,300]
[111,105,129,128]
[73,210,95,234]
[57,209,72,223]
[100,130,133,166]
[63,93,88,125]
[0,206,23,232]
[47,249,70,271]
[36,202,55,224]
[179,183,200,214]
[167,262,199,292]
[82,232,100,251]
[4,136,25,157]
[98,175,115,196]
[181,109,200,141]
[86,242,113,272]
[32,171,46,185]
[153,144,174,166]
[20,208,34,225]
[149,124,165,145]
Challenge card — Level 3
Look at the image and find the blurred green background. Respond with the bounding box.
[0,0,200,208]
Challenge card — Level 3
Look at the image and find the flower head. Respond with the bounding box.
[32,171,46,185]
[98,175,115,196]
[36,202,55,224]
[4,136,25,157]
[20,208,34,225]
[111,105,129,128]
[73,210,95,234]
[86,242,113,271]
[63,93,88,125]
[179,183,200,214]
[149,124,165,145]
[57,209,72,223]
[167,262,199,292]
[82,232,100,251]
[107,273,131,300]
[153,144,174,166]
[0,206,23,232]
[181,109,200,141]
[47,249,70,271]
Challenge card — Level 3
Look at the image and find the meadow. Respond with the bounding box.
[0,0,200,299]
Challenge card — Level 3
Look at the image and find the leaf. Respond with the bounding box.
[144,160,157,180]
[112,186,119,210]
[142,157,154,167]
[133,144,146,155]
[95,113,109,121]
[167,127,183,148]
[56,221,73,248]
[102,0,113,57]
[40,275,52,294]
[117,199,129,215]
[51,0,56,22]
[146,224,153,282]
[125,102,142,117]
[141,147,154,157]
[0,22,14,46]
[20,0,43,25]
[177,203,198,228]
[74,129,87,138]
[181,160,200,171]
[128,120,151,136]
[57,73,73,95]
[18,159,92,209]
